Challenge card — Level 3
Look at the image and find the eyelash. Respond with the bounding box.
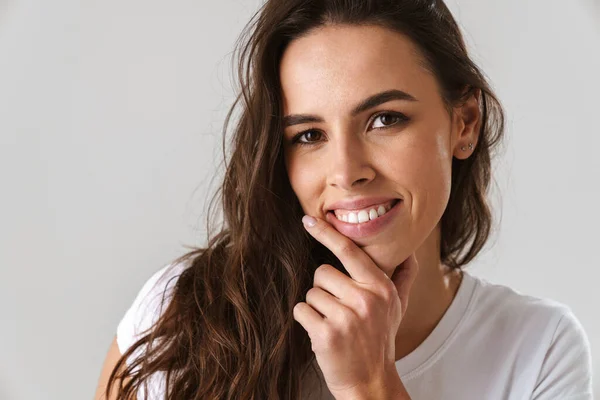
[290,111,410,147]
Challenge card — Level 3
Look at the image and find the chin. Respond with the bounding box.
[361,245,406,275]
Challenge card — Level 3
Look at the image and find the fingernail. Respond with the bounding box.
[302,215,316,228]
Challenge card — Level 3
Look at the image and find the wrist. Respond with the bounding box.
[331,371,411,400]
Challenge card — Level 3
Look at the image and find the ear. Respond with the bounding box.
[452,88,482,160]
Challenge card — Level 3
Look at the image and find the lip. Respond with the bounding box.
[325,196,402,213]
[325,199,403,239]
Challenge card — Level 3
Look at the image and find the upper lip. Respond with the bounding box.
[325,196,401,212]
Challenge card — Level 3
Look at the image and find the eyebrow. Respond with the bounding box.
[282,89,418,128]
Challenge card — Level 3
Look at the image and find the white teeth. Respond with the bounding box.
[334,202,395,224]
[348,212,358,223]
[369,209,378,220]
[357,210,369,223]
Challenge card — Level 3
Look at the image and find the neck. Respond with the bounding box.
[394,223,463,362]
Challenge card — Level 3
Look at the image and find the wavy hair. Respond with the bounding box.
[106,0,505,398]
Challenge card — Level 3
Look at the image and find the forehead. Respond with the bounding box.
[279,24,437,115]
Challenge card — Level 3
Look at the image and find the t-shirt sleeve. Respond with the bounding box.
[116,261,186,359]
[531,306,594,400]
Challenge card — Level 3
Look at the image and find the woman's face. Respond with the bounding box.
[280,24,478,274]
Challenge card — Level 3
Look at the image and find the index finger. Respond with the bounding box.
[302,215,387,284]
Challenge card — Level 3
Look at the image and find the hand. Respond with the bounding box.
[293,215,419,399]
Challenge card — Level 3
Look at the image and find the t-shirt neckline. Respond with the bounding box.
[394,270,478,379]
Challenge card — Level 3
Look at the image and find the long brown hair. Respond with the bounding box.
[106,0,505,398]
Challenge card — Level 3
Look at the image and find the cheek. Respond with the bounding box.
[420,133,452,191]
[391,131,453,223]
[285,155,321,211]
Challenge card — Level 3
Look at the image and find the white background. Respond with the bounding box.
[0,0,598,398]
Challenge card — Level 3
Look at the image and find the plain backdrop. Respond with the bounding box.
[0,0,598,399]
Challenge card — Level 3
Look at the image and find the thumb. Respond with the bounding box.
[390,253,419,316]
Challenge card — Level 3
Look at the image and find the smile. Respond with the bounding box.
[332,199,398,224]
[325,199,403,239]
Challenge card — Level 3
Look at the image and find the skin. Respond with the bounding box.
[281,24,481,398]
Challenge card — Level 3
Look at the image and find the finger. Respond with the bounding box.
[312,264,357,301]
[293,302,325,336]
[305,287,348,320]
[390,253,420,315]
[302,215,383,284]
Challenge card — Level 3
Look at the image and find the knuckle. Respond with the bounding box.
[337,239,356,257]
[314,264,333,283]
[305,287,319,302]
[355,292,376,316]
[293,302,305,318]
[381,283,397,301]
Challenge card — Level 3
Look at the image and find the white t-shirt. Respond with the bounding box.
[117,261,594,399]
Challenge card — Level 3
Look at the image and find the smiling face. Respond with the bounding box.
[280,24,479,274]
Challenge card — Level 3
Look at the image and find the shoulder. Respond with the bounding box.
[116,260,189,357]
[467,274,575,328]
[465,273,593,398]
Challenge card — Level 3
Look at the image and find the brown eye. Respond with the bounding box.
[381,114,397,125]
[371,112,409,129]
[293,130,323,145]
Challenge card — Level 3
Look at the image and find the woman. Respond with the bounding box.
[95,0,593,399]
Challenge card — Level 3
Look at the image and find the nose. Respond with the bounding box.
[326,133,376,190]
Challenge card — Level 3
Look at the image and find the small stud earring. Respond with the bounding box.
[461,142,474,151]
